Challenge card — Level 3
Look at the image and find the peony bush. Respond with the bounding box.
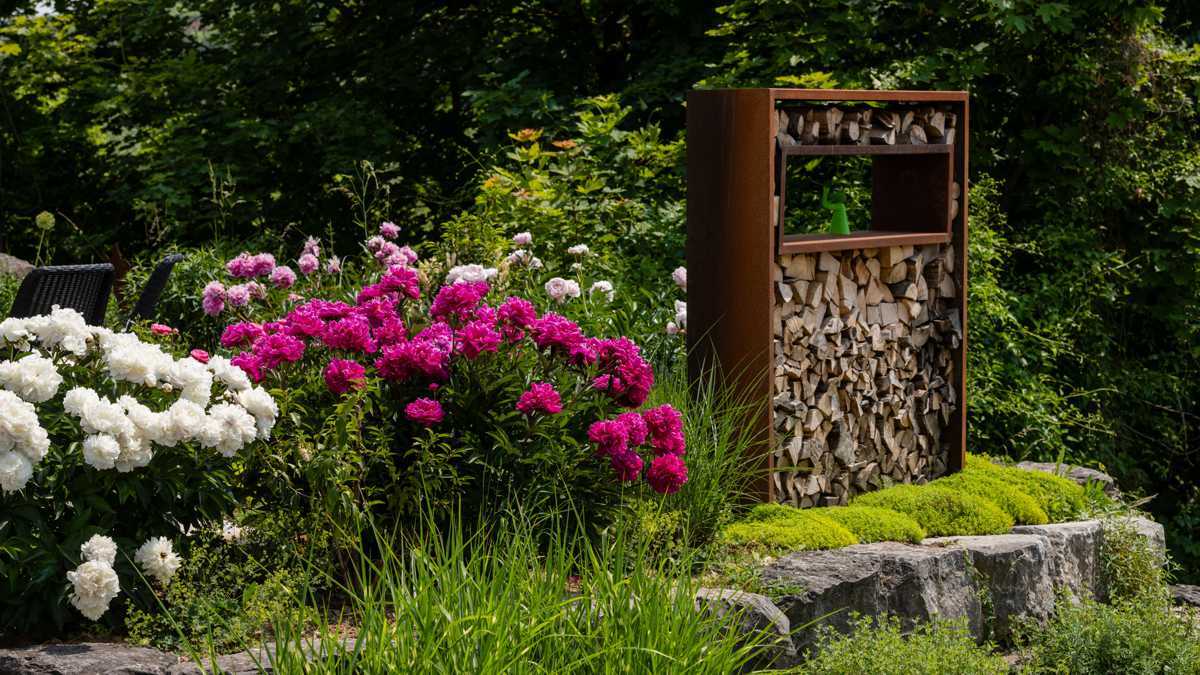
[198,226,688,530]
[0,307,277,631]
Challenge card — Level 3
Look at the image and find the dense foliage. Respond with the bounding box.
[2,1,1198,575]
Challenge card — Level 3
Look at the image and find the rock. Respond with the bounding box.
[1171,584,1200,608]
[1014,461,1120,498]
[923,534,1056,641]
[695,588,797,669]
[1118,515,1166,559]
[1012,520,1103,601]
[0,642,178,675]
[167,643,277,674]
[761,542,981,651]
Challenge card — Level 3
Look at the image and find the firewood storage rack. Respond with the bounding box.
[686,88,969,505]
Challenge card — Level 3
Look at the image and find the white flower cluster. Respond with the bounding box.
[567,243,590,256]
[0,306,94,356]
[0,353,63,403]
[67,535,120,621]
[445,264,498,285]
[0,390,50,493]
[545,277,581,303]
[0,308,278,483]
[667,300,688,335]
[67,533,183,620]
[589,280,614,302]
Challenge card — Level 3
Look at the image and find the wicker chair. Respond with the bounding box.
[8,263,115,326]
[126,253,184,327]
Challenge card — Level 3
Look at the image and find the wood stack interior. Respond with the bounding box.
[776,104,958,148]
[770,243,962,507]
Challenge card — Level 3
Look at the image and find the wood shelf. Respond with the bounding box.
[779,229,951,254]
[780,143,952,157]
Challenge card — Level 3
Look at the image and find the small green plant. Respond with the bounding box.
[933,470,1049,525]
[1017,594,1200,674]
[804,614,1008,674]
[965,455,1085,522]
[852,484,1013,537]
[811,505,926,543]
[1100,517,1167,603]
[721,504,859,551]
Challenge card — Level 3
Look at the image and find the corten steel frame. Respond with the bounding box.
[686,88,969,502]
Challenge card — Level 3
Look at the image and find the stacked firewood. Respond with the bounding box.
[776,106,957,147]
[770,245,962,507]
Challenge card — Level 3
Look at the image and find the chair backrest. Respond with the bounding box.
[8,264,115,326]
[129,253,184,323]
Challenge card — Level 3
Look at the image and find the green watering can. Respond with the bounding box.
[821,186,851,236]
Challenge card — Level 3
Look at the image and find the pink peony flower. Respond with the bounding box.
[226,284,251,307]
[150,323,177,336]
[458,319,501,359]
[283,305,324,338]
[405,398,444,426]
[324,359,367,394]
[230,352,263,383]
[646,454,688,494]
[221,322,265,348]
[379,221,400,239]
[202,281,226,316]
[298,253,319,275]
[288,293,304,303]
[321,316,377,354]
[512,232,532,246]
[591,337,654,408]
[497,297,537,342]
[302,236,321,258]
[672,266,687,292]
[325,256,342,274]
[617,412,648,446]
[252,333,306,370]
[374,316,408,346]
[373,241,401,266]
[397,246,419,265]
[189,349,210,364]
[642,404,685,455]
[374,340,449,383]
[516,382,563,416]
[246,281,268,300]
[588,419,628,458]
[226,252,276,278]
[430,281,489,323]
[378,265,421,300]
[270,265,297,288]
[529,312,585,356]
[611,450,644,483]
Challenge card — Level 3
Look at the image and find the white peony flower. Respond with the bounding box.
[201,403,257,457]
[0,317,32,345]
[77,396,135,440]
[589,280,615,301]
[666,321,680,335]
[0,450,33,493]
[82,434,121,470]
[445,264,499,285]
[0,353,63,403]
[135,537,181,585]
[529,257,543,269]
[115,432,154,472]
[159,399,207,447]
[80,534,117,565]
[221,520,245,543]
[0,389,50,462]
[105,340,169,387]
[674,300,687,330]
[512,232,533,246]
[17,306,94,356]
[505,249,531,266]
[567,244,590,256]
[235,387,278,439]
[67,560,120,621]
[672,266,687,292]
[544,277,581,304]
[63,387,100,417]
[165,357,213,406]
[207,356,251,392]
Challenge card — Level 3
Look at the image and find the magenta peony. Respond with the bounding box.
[324,359,367,394]
[221,322,265,348]
[590,337,654,408]
[252,333,306,370]
[646,454,688,494]
[516,382,563,416]
[588,419,628,457]
[642,404,686,455]
[458,319,501,359]
[230,352,263,383]
[405,398,444,426]
[529,312,585,355]
[497,296,537,342]
[430,281,489,323]
[610,450,644,483]
[320,316,377,354]
[616,411,648,446]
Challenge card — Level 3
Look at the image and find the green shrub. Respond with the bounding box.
[852,485,1013,537]
[722,504,858,551]
[1101,517,1167,604]
[804,615,1008,674]
[933,470,1049,525]
[1017,595,1200,674]
[966,456,1086,522]
[811,505,926,543]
